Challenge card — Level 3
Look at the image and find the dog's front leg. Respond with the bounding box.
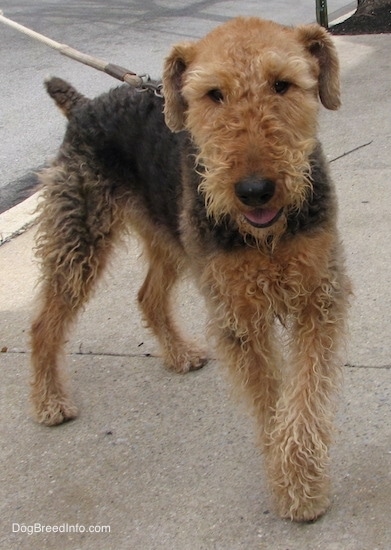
[266,274,349,522]
[201,254,283,446]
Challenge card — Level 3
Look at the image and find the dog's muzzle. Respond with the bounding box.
[235,177,283,228]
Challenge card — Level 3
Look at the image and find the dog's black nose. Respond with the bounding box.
[235,177,276,207]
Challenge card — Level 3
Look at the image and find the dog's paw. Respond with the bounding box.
[279,495,330,523]
[165,347,208,373]
[34,398,78,426]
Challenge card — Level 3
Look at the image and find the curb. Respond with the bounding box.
[0,192,40,246]
[328,2,357,26]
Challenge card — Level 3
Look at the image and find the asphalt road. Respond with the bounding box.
[0,0,352,212]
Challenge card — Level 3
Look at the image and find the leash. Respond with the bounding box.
[0,10,163,96]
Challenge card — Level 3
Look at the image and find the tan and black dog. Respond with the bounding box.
[30,17,351,521]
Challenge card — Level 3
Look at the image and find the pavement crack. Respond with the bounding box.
[3,350,390,370]
[71,350,155,359]
[329,140,373,163]
[4,349,160,359]
[344,362,391,370]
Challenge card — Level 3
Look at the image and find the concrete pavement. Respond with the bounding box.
[1,8,390,550]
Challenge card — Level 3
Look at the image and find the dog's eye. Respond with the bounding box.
[273,81,290,95]
[207,89,224,103]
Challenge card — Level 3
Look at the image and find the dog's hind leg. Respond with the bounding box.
[30,166,126,425]
[137,235,208,373]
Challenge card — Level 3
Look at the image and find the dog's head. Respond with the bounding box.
[162,17,340,244]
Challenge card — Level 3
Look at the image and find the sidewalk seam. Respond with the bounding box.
[2,350,390,370]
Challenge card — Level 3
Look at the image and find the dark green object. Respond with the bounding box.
[316,0,329,27]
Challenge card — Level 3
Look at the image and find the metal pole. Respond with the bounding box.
[316,0,329,28]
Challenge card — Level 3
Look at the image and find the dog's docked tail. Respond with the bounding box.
[45,77,89,119]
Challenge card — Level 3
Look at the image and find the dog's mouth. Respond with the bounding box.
[243,207,284,228]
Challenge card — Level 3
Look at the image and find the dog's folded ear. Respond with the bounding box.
[162,43,195,132]
[295,24,341,110]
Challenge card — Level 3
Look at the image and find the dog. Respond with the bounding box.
[30,17,351,521]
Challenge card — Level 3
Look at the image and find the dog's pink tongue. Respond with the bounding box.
[245,208,279,226]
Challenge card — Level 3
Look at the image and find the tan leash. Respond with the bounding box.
[0,10,162,94]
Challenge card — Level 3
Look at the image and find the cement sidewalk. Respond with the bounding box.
[1,23,390,550]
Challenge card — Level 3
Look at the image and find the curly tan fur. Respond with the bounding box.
[30,17,351,522]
